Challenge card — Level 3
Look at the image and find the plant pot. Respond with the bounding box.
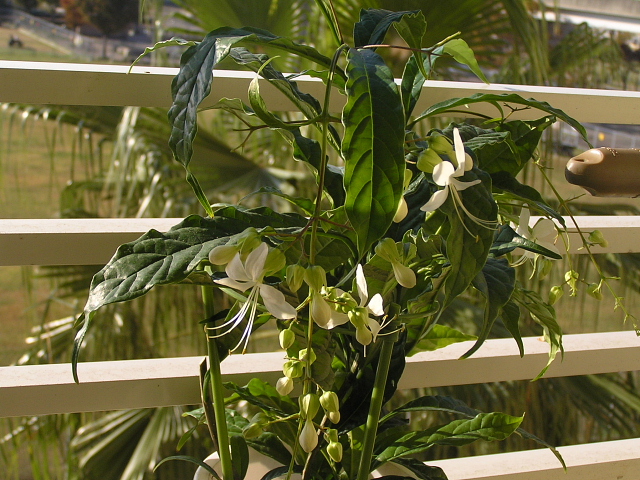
[194,448,416,480]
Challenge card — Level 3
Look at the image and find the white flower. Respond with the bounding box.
[375,238,417,288]
[211,243,297,352]
[349,265,386,346]
[516,207,560,259]
[299,418,318,453]
[420,128,480,212]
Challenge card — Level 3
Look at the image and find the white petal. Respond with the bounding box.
[311,294,331,327]
[259,284,297,319]
[276,376,294,396]
[367,293,385,317]
[325,310,350,329]
[517,208,531,238]
[225,253,251,283]
[215,276,253,292]
[392,262,417,289]
[355,265,369,306]
[420,187,449,212]
[368,318,382,341]
[532,219,556,239]
[244,243,268,281]
[453,127,467,173]
[393,197,408,223]
[355,326,372,346]
[432,160,455,186]
[450,177,481,191]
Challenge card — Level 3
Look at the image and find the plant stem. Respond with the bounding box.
[202,284,234,480]
[355,333,398,480]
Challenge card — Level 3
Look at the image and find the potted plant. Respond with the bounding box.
[72,3,604,479]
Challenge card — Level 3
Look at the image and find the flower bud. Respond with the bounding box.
[237,228,261,254]
[242,422,263,439]
[355,325,373,346]
[320,390,340,413]
[417,148,442,173]
[538,258,553,279]
[276,376,294,396]
[279,328,296,350]
[283,360,303,379]
[548,285,564,305]
[208,244,238,265]
[588,229,609,248]
[304,265,326,292]
[326,441,343,463]
[326,429,339,444]
[299,418,318,453]
[298,348,316,365]
[328,411,341,424]
[300,393,320,419]
[587,283,603,301]
[429,134,453,154]
[286,264,305,292]
[264,247,286,274]
[393,197,408,223]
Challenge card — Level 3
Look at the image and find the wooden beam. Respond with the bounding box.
[2,331,638,418]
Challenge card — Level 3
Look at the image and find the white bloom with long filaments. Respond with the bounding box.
[350,265,386,346]
[516,207,560,259]
[420,128,480,212]
[211,243,297,352]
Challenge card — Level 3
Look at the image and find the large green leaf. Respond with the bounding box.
[73,211,305,380]
[414,93,589,145]
[434,38,488,83]
[440,169,497,308]
[353,9,418,48]
[342,48,406,255]
[463,258,516,358]
[376,412,523,462]
[224,378,298,417]
[168,26,335,171]
[490,224,562,260]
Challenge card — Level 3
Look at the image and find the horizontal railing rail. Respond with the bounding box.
[2,60,640,480]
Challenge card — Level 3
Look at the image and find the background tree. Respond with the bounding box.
[60,0,87,30]
[76,0,139,58]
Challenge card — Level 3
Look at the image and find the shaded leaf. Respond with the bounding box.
[342,48,406,255]
[501,300,524,357]
[490,224,562,260]
[412,324,476,353]
[354,9,418,48]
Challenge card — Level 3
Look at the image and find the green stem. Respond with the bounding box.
[356,333,398,480]
[202,284,233,480]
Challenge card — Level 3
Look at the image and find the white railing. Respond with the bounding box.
[1,60,640,480]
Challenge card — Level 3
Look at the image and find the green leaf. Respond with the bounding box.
[415,93,589,145]
[376,412,523,462]
[230,435,249,480]
[440,169,497,308]
[354,9,418,48]
[393,12,429,79]
[154,455,221,479]
[248,186,316,215]
[512,286,564,380]
[390,458,448,480]
[490,171,564,226]
[129,37,197,70]
[245,432,292,467]
[434,39,488,83]
[413,324,476,353]
[463,258,516,358]
[490,224,562,260]
[314,0,342,46]
[382,395,478,422]
[501,300,524,357]
[168,26,334,171]
[342,48,406,255]
[279,129,345,207]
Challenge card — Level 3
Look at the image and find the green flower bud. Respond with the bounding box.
[393,197,408,223]
[326,441,343,463]
[325,429,339,443]
[276,376,294,396]
[587,283,603,301]
[328,411,341,424]
[320,390,340,413]
[208,244,238,265]
[286,264,305,292]
[279,328,296,350]
[300,393,320,419]
[304,265,327,292]
[299,418,318,453]
[264,247,286,274]
[242,422,264,439]
[588,230,609,248]
[355,324,373,346]
[565,269,579,296]
[429,134,453,154]
[299,347,316,365]
[283,359,303,379]
[548,285,564,305]
[417,148,442,173]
